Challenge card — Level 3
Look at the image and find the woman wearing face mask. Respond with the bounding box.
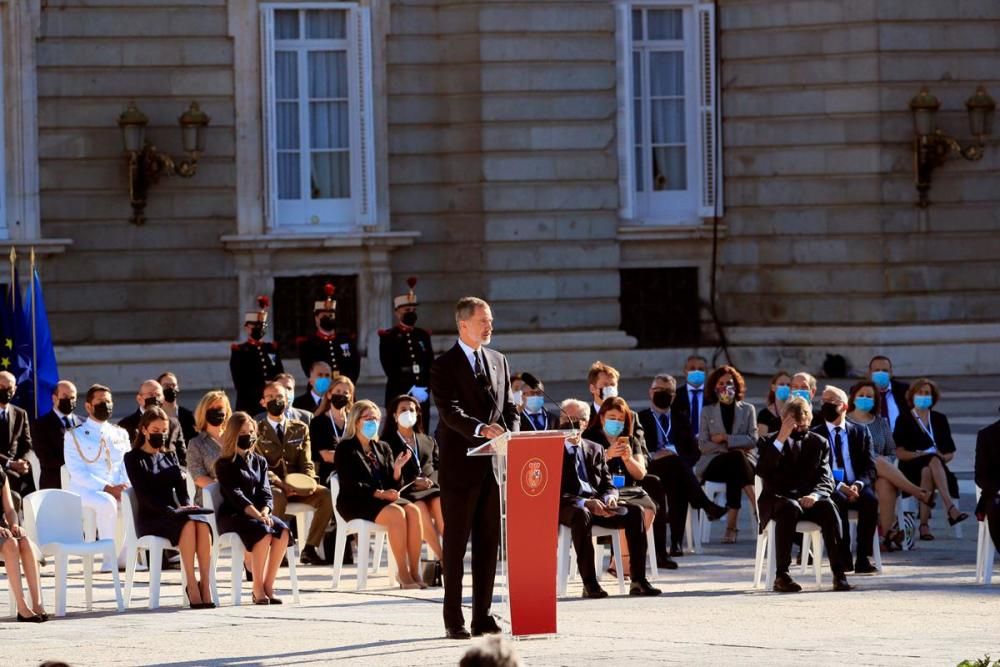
[187,391,232,505]
[310,376,355,483]
[846,381,933,550]
[893,378,968,540]
[581,396,657,578]
[334,400,426,589]
[124,407,215,608]
[757,371,792,438]
[215,412,291,604]
[385,395,444,563]
[695,365,758,544]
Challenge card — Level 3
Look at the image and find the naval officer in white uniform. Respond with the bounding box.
[63,383,131,571]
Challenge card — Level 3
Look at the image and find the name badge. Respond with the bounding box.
[612,474,626,488]
[832,469,845,484]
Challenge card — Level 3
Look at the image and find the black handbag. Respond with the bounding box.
[421,558,442,586]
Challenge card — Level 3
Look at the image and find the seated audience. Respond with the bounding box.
[757,397,853,593]
[975,409,1000,554]
[0,371,34,502]
[268,373,313,424]
[118,379,187,465]
[519,376,557,431]
[869,355,909,432]
[187,390,232,505]
[894,378,968,539]
[294,361,332,415]
[310,375,355,484]
[558,398,660,598]
[812,385,878,574]
[335,400,426,589]
[215,412,290,604]
[637,374,726,556]
[124,407,214,608]
[673,355,709,438]
[31,380,83,490]
[0,462,48,621]
[757,371,792,437]
[695,365,758,543]
[158,371,197,444]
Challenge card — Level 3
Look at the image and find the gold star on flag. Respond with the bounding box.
[0,357,9,369]
[3,338,11,350]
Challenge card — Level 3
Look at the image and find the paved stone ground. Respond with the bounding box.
[5,513,998,667]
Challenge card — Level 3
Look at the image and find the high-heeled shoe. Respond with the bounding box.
[947,505,969,526]
[399,581,421,590]
[17,612,44,623]
[919,489,936,509]
[251,594,270,605]
[31,608,50,622]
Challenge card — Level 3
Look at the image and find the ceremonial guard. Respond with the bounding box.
[297,283,360,384]
[230,296,284,414]
[379,277,434,430]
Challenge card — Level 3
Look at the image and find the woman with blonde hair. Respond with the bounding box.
[186,390,232,505]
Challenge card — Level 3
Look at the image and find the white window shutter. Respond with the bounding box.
[349,6,376,227]
[614,3,636,221]
[696,2,721,217]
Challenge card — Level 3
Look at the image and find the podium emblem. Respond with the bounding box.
[520,458,548,497]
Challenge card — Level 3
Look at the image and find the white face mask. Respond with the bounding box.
[397,410,418,429]
[601,385,619,400]
[511,390,522,407]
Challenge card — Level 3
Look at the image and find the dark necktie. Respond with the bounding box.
[63,416,72,429]
[573,446,594,496]
[690,390,701,435]
[657,412,670,449]
[879,391,890,419]
[532,413,545,430]
[833,427,845,470]
[276,422,285,442]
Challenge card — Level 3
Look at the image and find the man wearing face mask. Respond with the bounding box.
[811,385,878,574]
[31,380,83,490]
[63,384,132,571]
[297,283,360,384]
[757,397,853,593]
[230,296,284,414]
[380,277,435,431]
[117,380,188,466]
[672,355,709,438]
[790,372,824,427]
[0,372,34,501]
[638,374,727,556]
[518,377,557,431]
[272,373,313,424]
[294,362,332,415]
[868,355,909,432]
[255,381,332,566]
[157,371,197,444]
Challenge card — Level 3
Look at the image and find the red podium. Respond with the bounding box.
[469,430,567,637]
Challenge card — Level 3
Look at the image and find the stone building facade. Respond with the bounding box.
[1,0,997,394]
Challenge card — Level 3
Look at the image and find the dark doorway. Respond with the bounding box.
[620,267,700,348]
[273,275,358,360]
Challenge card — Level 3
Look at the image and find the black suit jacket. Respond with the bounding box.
[176,406,197,444]
[388,431,440,487]
[0,404,32,465]
[118,409,188,466]
[811,421,876,489]
[30,410,82,489]
[293,391,319,414]
[756,431,835,530]
[893,409,956,455]
[637,407,699,465]
[309,413,343,483]
[429,342,519,490]
[334,436,400,521]
[884,379,910,416]
[519,410,558,432]
[975,419,1000,515]
[560,438,616,505]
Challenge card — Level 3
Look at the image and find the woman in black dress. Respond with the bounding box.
[893,378,969,540]
[214,412,290,604]
[0,466,48,621]
[385,394,444,562]
[124,407,214,609]
[582,396,656,576]
[335,399,425,589]
[310,375,354,483]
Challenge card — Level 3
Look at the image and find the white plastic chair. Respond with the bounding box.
[847,510,883,571]
[683,506,699,554]
[752,477,823,590]
[60,465,98,542]
[557,524,626,596]
[22,489,124,617]
[975,486,996,585]
[185,473,197,507]
[121,488,189,609]
[329,475,396,590]
[699,481,728,543]
[203,482,300,605]
[25,449,42,491]
[285,502,316,558]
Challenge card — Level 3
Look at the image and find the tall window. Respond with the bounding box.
[616,2,719,224]
[0,21,8,238]
[262,4,375,231]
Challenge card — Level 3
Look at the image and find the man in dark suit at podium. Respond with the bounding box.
[430,297,519,640]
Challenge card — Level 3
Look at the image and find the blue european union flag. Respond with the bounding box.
[24,268,59,418]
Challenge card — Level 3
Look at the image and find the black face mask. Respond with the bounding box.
[319,315,336,331]
[58,397,77,414]
[652,390,675,410]
[820,402,842,423]
[144,396,163,409]
[148,432,166,449]
[206,408,227,427]
[266,399,286,417]
[330,394,350,410]
[0,388,13,404]
[93,402,113,421]
[163,387,178,403]
[249,325,264,341]
[401,311,418,327]
[237,434,254,450]
[790,429,807,441]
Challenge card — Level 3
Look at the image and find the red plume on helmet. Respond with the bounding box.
[406,276,417,289]
[324,283,336,297]
[257,295,270,310]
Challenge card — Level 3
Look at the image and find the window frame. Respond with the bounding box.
[615,1,721,225]
[260,2,376,233]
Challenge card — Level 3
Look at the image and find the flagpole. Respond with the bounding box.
[7,247,14,311]
[30,248,38,420]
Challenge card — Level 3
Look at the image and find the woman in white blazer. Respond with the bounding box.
[695,365,758,543]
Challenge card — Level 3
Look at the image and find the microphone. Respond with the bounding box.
[520,372,578,434]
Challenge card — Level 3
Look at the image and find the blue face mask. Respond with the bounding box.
[687,370,705,387]
[871,371,891,389]
[604,419,625,438]
[525,395,545,413]
[361,419,380,440]
[791,389,811,402]
[314,377,332,395]
[914,395,933,411]
[775,385,791,401]
[854,396,875,413]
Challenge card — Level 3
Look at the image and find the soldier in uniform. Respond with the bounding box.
[230,296,284,414]
[379,277,435,431]
[63,384,131,571]
[297,283,360,384]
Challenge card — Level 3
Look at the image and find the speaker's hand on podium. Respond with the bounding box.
[481,424,505,440]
